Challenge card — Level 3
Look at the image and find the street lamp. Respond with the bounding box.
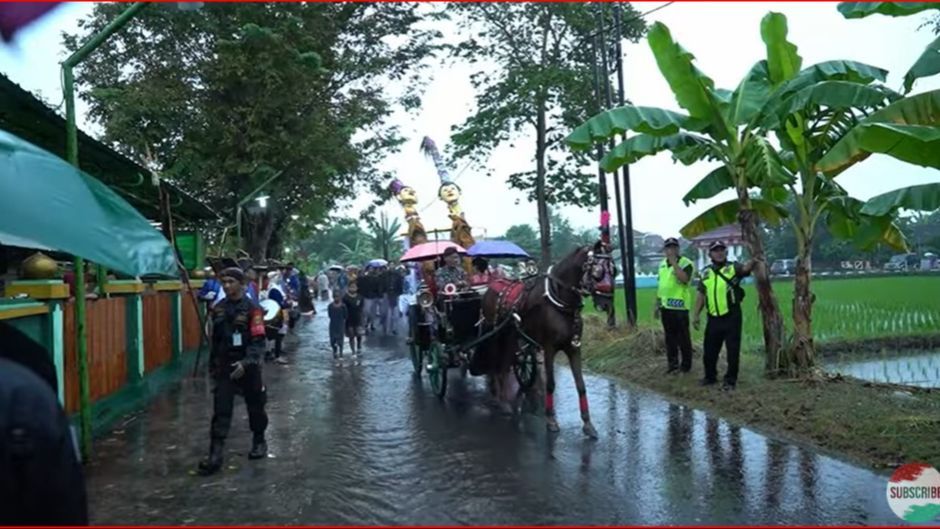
[256,195,270,208]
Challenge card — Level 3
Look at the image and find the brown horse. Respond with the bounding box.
[473,246,599,438]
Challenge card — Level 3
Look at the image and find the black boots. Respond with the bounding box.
[248,436,267,460]
[198,439,224,476]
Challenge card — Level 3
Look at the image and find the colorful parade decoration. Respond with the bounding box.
[420,136,475,274]
[389,177,434,281]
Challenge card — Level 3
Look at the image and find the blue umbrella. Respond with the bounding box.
[467,240,530,259]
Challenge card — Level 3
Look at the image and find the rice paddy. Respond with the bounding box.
[581,275,940,468]
[597,275,940,352]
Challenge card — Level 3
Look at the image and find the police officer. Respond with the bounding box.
[692,241,758,391]
[654,237,695,374]
[198,267,269,476]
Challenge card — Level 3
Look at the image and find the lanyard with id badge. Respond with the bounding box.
[232,331,243,347]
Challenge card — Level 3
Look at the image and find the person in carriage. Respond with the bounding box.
[434,246,469,293]
[470,257,493,286]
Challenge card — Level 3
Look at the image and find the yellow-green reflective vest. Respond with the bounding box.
[701,263,739,317]
[657,256,694,310]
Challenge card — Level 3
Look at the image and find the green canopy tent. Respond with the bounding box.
[1,127,179,460]
[0,128,178,277]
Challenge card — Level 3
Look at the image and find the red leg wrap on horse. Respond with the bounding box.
[579,394,589,414]
[546,393,554,414]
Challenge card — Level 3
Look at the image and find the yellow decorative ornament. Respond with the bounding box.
[20,252,59,279]
[389,178,433,277]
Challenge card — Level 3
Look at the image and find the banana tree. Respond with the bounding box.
[567,17,798,374]
[568,14,940,376]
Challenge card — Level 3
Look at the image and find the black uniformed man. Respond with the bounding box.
[198,267,269,476]
[692,241,758,391]
[0,322,88,524]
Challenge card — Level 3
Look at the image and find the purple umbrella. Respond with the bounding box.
[467,240,530,259]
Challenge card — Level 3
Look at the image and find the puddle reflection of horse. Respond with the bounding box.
[474,246,600,439]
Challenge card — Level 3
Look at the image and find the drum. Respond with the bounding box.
[260,299,283,326]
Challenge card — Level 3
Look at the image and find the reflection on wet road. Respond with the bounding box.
[86,302,900,525]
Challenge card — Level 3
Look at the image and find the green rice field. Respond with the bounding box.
[594,275,940,352]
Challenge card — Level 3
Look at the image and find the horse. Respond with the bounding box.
[472,245,599,438]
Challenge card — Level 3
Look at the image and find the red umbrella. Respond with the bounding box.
[399,241,466,263]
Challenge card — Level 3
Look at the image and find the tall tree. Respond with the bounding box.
[448,3,645,269]
[64,3,441,260]
[503,224,541,259]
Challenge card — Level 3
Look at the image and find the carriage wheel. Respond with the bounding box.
[513,343,538,391]
[409,342,423,375]
[427,342,448,399]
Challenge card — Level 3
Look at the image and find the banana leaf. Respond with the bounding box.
[647,22,731,140]
[679,198,787,239]
[599,133,710,172]
[837,2,939,19]
[775,60,888,99]
[729,61,772,126]
[904,36,940,94]
[0,129,178,277]
[760,81,898,130]
[816,90,940,174]
[682,166,735,205]
[860,183,940,216]
[761,13,802,86]
[565,105,706,150]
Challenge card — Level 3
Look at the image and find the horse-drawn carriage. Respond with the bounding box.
[403,241,540,399]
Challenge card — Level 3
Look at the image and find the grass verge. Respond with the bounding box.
[580,316,940,471]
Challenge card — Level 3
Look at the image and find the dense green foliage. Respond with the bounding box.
[447,3,645,266]
[64,3,442,260]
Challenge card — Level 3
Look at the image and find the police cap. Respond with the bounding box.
[709,240,727,251]
[663,237,680,248]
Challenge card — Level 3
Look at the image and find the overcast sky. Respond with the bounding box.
[2,2,938,239]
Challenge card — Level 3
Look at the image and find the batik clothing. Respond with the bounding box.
[434,265,467,292]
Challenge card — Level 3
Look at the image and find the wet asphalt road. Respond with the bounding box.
[86,300,901,525]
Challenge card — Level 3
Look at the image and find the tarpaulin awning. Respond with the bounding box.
[0,128,178,277]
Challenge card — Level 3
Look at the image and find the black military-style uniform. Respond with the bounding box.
[199,295,268,474]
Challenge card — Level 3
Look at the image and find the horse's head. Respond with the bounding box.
[554,245,600,297]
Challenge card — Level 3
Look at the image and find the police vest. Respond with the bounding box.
[701,263,741,317]
[657,257,694,310]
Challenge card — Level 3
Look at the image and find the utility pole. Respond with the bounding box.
[590,28,609,248]
[613,2,638,327]
[599,4,631,328]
